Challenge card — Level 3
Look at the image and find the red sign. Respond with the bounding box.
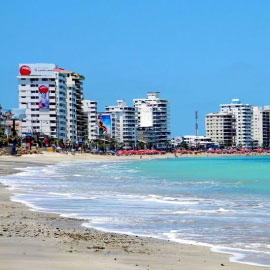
[39,84,49,93]
[19,65,31,75]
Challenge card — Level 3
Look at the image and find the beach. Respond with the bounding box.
[0,153,268,270]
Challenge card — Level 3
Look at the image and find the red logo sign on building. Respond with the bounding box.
[39,84,49,93]
[19,65,31,75]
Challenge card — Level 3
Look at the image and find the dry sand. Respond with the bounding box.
[0,153,267,269]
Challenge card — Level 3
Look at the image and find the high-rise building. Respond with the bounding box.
[55,68,86,143]
[251,106,270,148]
[105,100,136,146]
[251,106,263,147]
[70,72,86,142]
[262,106,270,148]
[18,63,67,140]
[82,100,98,141]
[18,64,86,142]
[205,112,235,146]
[133,92,170,148]
[220,99,252,148]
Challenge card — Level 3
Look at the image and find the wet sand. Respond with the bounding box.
[0,153,267,269]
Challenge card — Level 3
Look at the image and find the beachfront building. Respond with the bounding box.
[170,136,183,147]
[18,63,87,142]
[220,99,253,148]
[63,70,87,143]
[182,135,214,148]
[251,106,270,148]
[136,127,156,148]
[205,112,235,147]
[105,100,136,147]
[133,92,170,149]
[54,68,87,143]
[52,67,78,143]
[262,106,270,148]
[251,106,263,147]
[82,100,98,141]
[18,63,67,140]
[70,72,87,142]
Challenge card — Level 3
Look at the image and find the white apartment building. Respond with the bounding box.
[70,72,86,142]
[66,72,78,143]
[133,92,170,148]
[205,112,235,146]
[220,99,252,148]
[82,100,98,141]
[55,67,86,143]
[18,64,67,140]
[251,106,270,147]
[18,64,86,142]
[252,106,263,147]
[105,100,136,145]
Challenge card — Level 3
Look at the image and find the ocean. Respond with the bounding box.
[1,156,270,267]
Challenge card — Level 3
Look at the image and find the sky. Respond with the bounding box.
[1,0,270,136]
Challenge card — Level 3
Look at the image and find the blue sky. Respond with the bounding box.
[1,0,270,136]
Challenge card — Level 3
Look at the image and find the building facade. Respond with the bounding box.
[71,72,86,142]
[251,106,263,147]
[220,99,252,148]
[18,63,67,140]
[205,112,235,147]
[18,64,87,142]
[82,100,98,141]
[251,106,270,148]
[133,92,170,148]
[262,106,270,148]
[181,135,214,148]
[105,100,136,146]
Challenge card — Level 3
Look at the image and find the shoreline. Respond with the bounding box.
[0,153,268,269]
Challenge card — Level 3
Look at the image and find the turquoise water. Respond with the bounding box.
[1,156,270,267]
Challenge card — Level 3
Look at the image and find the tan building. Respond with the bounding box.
[205,112,235,147]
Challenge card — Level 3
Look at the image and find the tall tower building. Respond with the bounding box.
[220,99,252,148]
[70,72,86,142]
[251,106,263,147]
[133,92,170,148]
[105,100,136,146]
[18,64,67,140]
[251,106,270,148]
[18,64,86,142]
[82,100,98,141]
[262,106,270,148]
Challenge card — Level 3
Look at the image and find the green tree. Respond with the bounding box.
[179,141,189,150]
